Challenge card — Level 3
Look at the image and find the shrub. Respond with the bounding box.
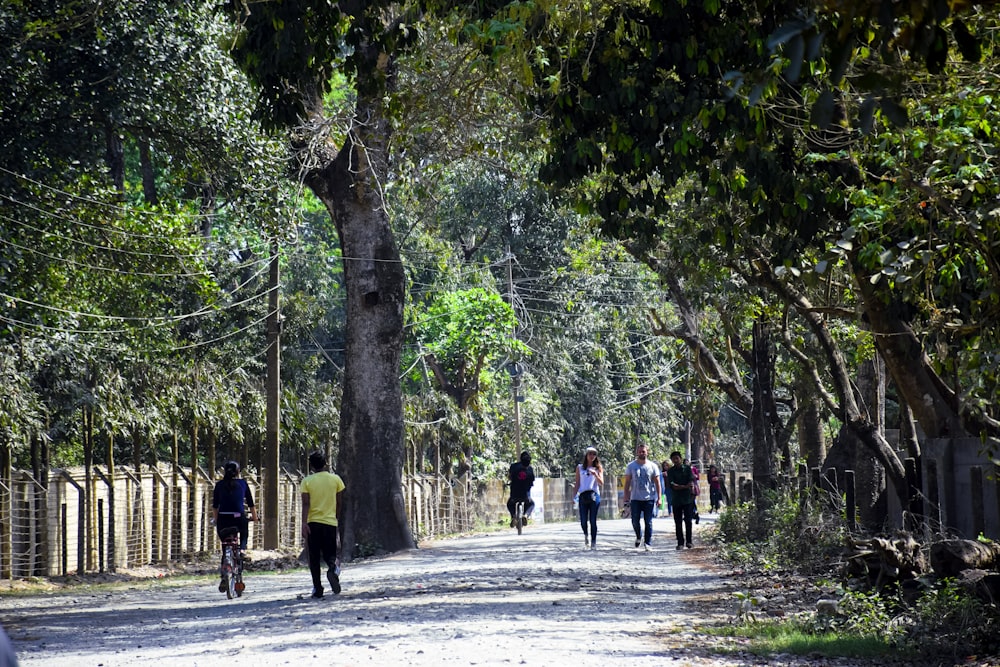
[714,488,844,572]
[903,579,999,657]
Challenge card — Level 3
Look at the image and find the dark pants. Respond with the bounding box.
[710,488,723,511]
[307,522,338,592]
[578,498,601,543]
[630,499,655,545]
[674,502,694,546]
[506,496,535,518]
[216,514,249,550]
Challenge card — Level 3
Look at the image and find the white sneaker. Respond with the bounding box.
[590,543,596,551]
[584,536,590,548]
[644,543,653,552]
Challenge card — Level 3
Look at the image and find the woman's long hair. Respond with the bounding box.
[580,449,603,471]
[224,461,239,491]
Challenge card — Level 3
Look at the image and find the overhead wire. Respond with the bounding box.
[3,182,684,396]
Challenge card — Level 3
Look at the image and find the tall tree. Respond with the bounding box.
[525,0,1000,506]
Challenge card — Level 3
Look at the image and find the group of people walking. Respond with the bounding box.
[564,444,728,551]
[216,444,726,599]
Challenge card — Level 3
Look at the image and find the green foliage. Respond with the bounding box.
[418,288,526,369]
[719,525,1000,661]
[710,620,901,660]
[715,491,845,572]
[529,0,1000,451]
[904,579,999,656]
[834,589,899,640]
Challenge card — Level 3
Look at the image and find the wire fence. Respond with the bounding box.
[0,468,565,578]
[0,465,277,578]
[0,462,808,580]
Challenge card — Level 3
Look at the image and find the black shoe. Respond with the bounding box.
[328,568,341,595]
[219,579,227,592]
[311,588,324,599]
[695,513,700,524]
[686,542,693,549]
[676,544,684,550]
[635,538,641,548]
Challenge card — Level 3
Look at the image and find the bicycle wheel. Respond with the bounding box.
[223,548,236,600]
[234,553,245,597]
[516,503,524,535]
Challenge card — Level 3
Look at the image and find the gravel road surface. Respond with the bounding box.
[2,516,849,667]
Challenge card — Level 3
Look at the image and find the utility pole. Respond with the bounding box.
[263,240,280,549]
[507,249,522,459]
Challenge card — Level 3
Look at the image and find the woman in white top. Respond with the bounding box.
[572,447,604,550]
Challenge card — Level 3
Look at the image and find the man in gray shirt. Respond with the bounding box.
[622,443,663,550]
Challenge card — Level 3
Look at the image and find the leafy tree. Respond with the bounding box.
[522,0,1000,511]
[417,288,527,410]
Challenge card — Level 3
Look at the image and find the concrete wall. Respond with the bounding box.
[921,437,1000,539]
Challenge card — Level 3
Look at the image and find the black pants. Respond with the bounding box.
[507,496,535,518]
[674,502,694,546]
[307,522,338,592]
[578,498,600,542]
[216,514,249,550]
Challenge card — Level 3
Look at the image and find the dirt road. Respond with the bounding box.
[5,517,752,667]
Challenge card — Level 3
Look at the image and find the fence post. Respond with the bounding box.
[59,470,85,574]
[971,466,985,538]
[940,440,956,533]
[925,459,940,535]
[61,503,68,576]
[98,498,105,573]
[151,468,171,562]
[93,467,116,573]
[904,457,922,531]
[844,470,856,533]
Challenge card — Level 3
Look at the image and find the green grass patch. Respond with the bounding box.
[708,621,911,661]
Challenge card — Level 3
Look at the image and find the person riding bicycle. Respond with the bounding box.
[212,461,258,555]
[506,450,536,527]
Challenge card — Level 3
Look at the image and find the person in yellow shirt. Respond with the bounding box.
[301,450,346,598]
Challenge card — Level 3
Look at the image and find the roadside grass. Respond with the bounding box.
[710,496,1000,663]
[706,621,910,661]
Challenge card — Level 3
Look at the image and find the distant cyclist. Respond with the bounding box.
[506,450,536,526]
[212,461,258,554]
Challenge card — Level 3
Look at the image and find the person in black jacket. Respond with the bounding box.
[666,451,696,549]
[506,450,536,526]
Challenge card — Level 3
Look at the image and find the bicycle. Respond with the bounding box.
[513,499,526,535]
[218,526,245,599]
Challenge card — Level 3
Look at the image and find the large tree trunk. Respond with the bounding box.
[752,262,909,507]
[305,80,413,560]
[751,318,779,509]
[690,388,716,466]
[852,260,990,440]
[854,355,887,528]
[796,378,826,469]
